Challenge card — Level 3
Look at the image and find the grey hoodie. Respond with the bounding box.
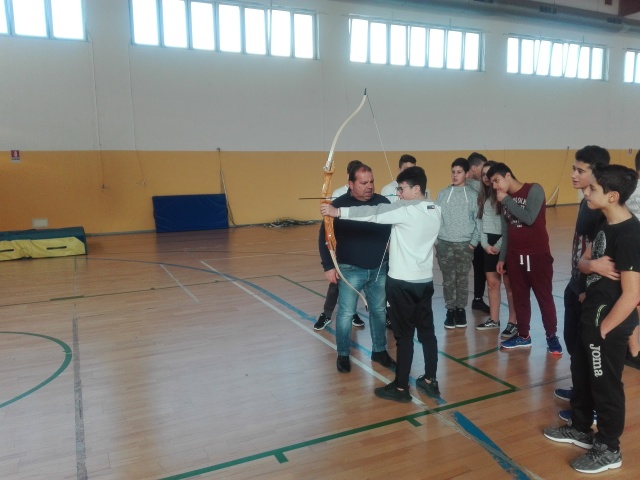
[435,184,480,245]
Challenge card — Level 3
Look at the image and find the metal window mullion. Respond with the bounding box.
[290,11,294,58]
[367,20,371,63]
[479,33,485,71]
[214,2,220,52]
[460,31,466,70]
[443,29,448,69]
[5,0,15,35]
[267,7,271,56]
[313,13,318,59]
[425,27,430,68]
[405,25,410,65]
[157,0,165,47]
[185,0,193,49]
[518,38,523,74]
[239,5,245,54]
[44,0,53,38]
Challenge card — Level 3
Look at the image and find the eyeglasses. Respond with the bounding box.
[395,185,414,193]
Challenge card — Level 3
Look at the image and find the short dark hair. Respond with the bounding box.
[467,152,487,167]
[348,164,372,182]
[486,162,517,181]
[398,154,417,168]
[451,157,470,173]
[575,145,610,168]
[396,166,427,194]
[346,160,363,175]
[592,164,638,205]
[636,150,640,172]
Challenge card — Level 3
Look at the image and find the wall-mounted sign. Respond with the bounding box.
[11,150,20,162]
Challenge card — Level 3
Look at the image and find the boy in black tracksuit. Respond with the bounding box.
[544,164,640,474]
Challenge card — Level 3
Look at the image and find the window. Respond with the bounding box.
[624,50,640,84]
[507,35,606,80]
[0,0,84,39]
[130,1,316,59]
[349,17,482,71]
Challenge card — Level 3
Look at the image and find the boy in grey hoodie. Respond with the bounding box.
[436,158,480,328]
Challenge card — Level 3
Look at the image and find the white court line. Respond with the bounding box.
[200,260,424,406]
[160,264,199,303]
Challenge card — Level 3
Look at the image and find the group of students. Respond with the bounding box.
[435,153,563,354]
[317,148,640,474]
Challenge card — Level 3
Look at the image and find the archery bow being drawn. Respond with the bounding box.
[321,91,369,310]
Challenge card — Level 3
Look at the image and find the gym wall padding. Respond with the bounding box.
[152,194,228,233]
[0,226,87,261]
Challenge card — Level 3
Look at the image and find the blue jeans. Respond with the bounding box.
[336,262,387,356]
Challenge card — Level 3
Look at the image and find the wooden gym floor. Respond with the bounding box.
[1,205,638,479]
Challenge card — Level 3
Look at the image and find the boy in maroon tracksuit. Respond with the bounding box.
[486,163,562,354]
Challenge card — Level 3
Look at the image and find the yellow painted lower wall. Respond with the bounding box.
[0,149,636,234]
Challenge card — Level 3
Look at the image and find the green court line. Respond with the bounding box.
[460,346,502,360]
[439,350,519,390]
[277,275,326,297]
[159,387,515,480]
[51,295,85,301]
[0,332,72,409]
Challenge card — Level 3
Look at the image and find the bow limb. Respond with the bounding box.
[323,91,368,174]
[321,91,370,311]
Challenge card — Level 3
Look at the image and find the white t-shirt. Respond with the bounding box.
[332,184,348,199]
[381,181,398,203]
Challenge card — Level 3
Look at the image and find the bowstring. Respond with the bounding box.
[366,93,393,283]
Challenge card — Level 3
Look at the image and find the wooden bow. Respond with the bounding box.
[322,91,369,310]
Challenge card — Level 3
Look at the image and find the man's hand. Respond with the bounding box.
[497,261,505,275]
[325,269,339,284]
[320,204,340,217]
[590,255,620,281]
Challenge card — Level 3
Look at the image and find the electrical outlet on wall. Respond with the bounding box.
[32,218,48,228]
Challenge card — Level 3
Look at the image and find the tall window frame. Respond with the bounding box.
[130,0,317,60]
[624,50,640,84]
[349,16,484,72]
[0,0,85,40]
[506,35,607,81]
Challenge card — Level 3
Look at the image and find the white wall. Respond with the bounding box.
[1,0,640,154]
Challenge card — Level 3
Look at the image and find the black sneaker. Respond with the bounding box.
[472,297,490,313]
[371,350,397,368]
[455,308,467,328]
[313,313,331,331]
[416,375,440,397]
[500,323,518,338]
[352,313,365,327]
[337,355,351,373]
[444,309,456,329]
[374,381,411,403]
[476,319,500,330]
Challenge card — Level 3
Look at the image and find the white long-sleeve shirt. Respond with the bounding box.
[340,199,441,281]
